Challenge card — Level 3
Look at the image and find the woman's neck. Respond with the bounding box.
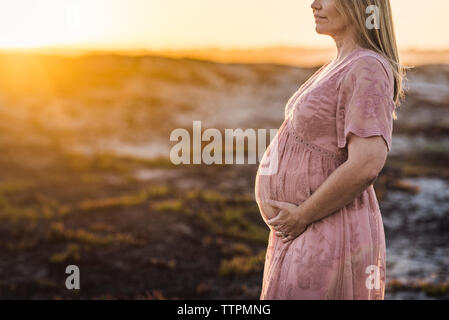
[332,29,361,63]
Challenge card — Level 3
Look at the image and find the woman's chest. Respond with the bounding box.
[288,76,341,143]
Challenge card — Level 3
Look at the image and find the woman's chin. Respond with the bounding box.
[314,25,328,35]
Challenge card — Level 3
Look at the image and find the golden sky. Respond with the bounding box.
[0,0,448,50]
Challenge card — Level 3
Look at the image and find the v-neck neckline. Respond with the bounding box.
[301,47,365,93]
[285,47,366,120]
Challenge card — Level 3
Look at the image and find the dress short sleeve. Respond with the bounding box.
[336,55,396,152]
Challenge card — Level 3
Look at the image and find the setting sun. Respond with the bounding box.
[0,1,89,48]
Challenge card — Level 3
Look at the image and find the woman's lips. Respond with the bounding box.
[314,14,327,21]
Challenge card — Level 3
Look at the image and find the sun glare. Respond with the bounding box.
[0,1,95,49]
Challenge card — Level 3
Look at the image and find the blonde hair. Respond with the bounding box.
[334,0,405,107]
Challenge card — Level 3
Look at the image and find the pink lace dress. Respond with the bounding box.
[255,48,396,300]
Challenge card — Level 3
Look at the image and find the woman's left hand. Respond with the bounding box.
[266,199,308,243]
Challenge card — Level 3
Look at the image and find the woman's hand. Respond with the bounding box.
[266,200,309,243]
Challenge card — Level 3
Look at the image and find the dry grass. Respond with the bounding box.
[151,199,183,212]
[47,222,143,246]
[388,279,449,297]
[219,250,266,277]
[50,243,81,263]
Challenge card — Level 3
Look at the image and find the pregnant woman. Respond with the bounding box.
[255,0,405,299]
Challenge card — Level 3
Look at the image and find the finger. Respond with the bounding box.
[275,231,284,238]
[269,199,298,210]
[277,223,292,234]
[267,213,283,226]
[269,218,287,229]
[267,209,289,225]
[273,224,287,233]
[267,199,289,210]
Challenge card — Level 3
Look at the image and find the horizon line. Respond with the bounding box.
[1,44,449,56]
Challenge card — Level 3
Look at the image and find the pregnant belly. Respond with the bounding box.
[255,168,311,224]
[254,125,330,224]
